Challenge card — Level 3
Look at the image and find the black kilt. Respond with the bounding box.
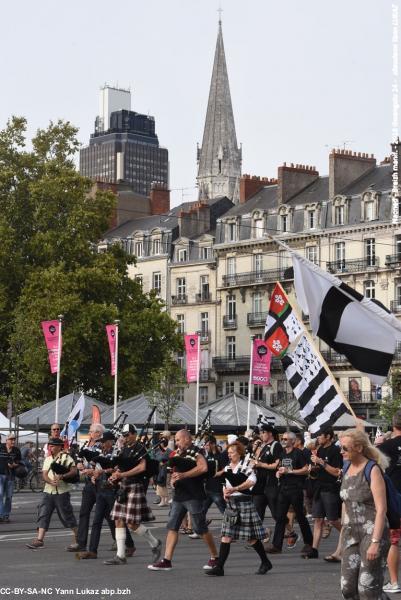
[221,498,265,541]
[110,481,153,524]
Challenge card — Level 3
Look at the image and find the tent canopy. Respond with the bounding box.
[18,393,109,428]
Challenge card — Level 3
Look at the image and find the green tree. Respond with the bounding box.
[379,371,401,424]
[147,357,186,429]
[0,117,182,412]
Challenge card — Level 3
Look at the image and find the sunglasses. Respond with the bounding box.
[282,438,290,441]
[340,445,351,452]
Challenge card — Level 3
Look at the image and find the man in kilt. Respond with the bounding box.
[206,440,272,577]
[104,424,161,565]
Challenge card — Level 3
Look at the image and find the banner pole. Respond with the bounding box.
[114,320,120,423]
[55,314,63,423]
[195,331,201,434]
[247,336,255,431]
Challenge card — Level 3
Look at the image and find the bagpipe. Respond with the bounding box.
[168,410,213,473]
[50,454,80,484]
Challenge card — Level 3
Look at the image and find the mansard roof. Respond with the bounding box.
[341,163,392,196]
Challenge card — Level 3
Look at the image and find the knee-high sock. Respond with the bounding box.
[251,540,272,567]
[134,524,158,548]
[115,527,126,559]
[217,542,231,568]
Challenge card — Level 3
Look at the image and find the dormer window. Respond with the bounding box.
[153,239,161,255]
[177,248,188,262]
[332,196,348,226]
[254,218,264,238]
[278,206,292,233]
[135,241,143,258]
[226,222,237,242]
[335,205,344,225]
[282,214,288,232]
[200,246,212,260]
[304,203,320,230]
[362,191,379,222]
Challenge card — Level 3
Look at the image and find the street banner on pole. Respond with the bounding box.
[184,334,199,383]
[251,339,272,386]
[106,324,117,376]
[41,320,62,374]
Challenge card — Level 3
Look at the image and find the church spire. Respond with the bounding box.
[197,19,242,204]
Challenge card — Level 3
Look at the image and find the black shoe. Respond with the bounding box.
[205,566,224,576]
[302,548,319,559]
[255,562,273,575]
[265,544,282,554]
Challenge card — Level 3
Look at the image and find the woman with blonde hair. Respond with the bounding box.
[339,428,390,599]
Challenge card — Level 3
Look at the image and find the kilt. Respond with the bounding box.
[110,481,153,525]
[221,498,265,541]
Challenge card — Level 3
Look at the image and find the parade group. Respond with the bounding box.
[1,412,401,599]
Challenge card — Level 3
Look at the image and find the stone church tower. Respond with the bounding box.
[197,20,242,204]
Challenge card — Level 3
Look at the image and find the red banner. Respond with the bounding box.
[41,320,62,374]
[106,324,117,376]
[184,334,199,383]
[91,405,101,425]
[251,339,271,386]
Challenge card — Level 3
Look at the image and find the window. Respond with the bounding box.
[365,239,375,267]
[335,205,344,226]
[227,223,237,242]
[200,246,212,260]
[335,242,345,270]
[253,253,263,275]
[200,275,209,300]
[395,281,401,309]
[227,295,236,320]
[226,336,236,360]
[176,387,184,402]
[134,241,143,257]
[152,239,161,255]
[306,245,317,264]
[239,381,249,397]
[176,278,186,297]
[278,249,291,271]
[308,210,315,229]
[227,257,236,276]
[225,381,235,395]
[364,200,374,221]
[199,387,208,405]
[177,248,187,262]
[252,291,263,314]
[152,272,162,293]
[281,214,288,232]
[396,235,401,259]
[200,312,209,337]
[364,280,375,299]
[254,387,264,402]
[254,218,264,238]
[176,314,185,334]
[135,274,143,288]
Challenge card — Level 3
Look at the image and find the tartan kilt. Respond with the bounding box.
[221,499,265,541]
[110,481,153,524]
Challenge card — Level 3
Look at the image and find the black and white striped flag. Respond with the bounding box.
[282,334,350,436]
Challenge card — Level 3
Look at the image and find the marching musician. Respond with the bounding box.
[206,440,272,577]
[67,423,105,553]
[148,429,218,572]
[26,438,78,549]
[105,423,161,566]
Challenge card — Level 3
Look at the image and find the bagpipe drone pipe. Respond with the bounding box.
[50,455,80,484]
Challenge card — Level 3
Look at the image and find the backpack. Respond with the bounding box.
[343,459,401,529]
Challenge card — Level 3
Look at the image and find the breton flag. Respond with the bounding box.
[282,334,350,436]
[60,393,86,442]
[264,283,303,357]
[270,238,401,385]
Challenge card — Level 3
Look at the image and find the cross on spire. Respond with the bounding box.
[218,5,223,24]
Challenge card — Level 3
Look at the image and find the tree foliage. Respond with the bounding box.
[379,371,401,424]
[0,117,182,413]
[147,356,186,428]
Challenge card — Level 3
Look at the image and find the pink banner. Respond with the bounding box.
[251,339,271,386]
[41,320,62,374]
[184,334,199,383]
[106,324,117,376]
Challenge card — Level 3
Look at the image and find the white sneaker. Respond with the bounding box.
[383,582,401,593]
[188,532,201,539]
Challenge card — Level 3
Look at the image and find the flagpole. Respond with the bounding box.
[55,314,63,423]
[247,335,255,431]
[195,331,201,434]
[276,282,358,423]
[113,320,120,423]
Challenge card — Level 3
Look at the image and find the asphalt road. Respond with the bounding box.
[0,487,345,600]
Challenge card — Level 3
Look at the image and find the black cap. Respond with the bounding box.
[48,437,64,447]
[122,424,137,436]
[100,430,116,443]
[260,424,276,433]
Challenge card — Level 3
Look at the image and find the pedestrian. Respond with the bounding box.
[0,433,22,523]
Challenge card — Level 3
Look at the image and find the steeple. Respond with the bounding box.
[197,20,242,204]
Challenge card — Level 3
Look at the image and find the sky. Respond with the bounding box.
[0,0,398,207]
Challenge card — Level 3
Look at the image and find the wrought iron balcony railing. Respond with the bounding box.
[385,254,401,267]
[391,300,401,313]
[195,292,212,303]
[223,315,237,329]
[221,267,294,288]
[171,294,187,305]
[247,312,268,327]
[326,257,379,274]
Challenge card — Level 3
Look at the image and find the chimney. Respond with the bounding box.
[178,201,210,238]
[239,174,277,203]
[329,149,376,199]
[277,164,319,204]
[150,181,170,215]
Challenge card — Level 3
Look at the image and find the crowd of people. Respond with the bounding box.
[1,413,401,598]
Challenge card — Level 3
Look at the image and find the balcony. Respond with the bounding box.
[391,300,401,313]
[344,391,375,404]
[199,369,214,382]
[326,257,380,274]
[270,392,296,407]
[385,254,401,267]
[320,350,350,364]
[200,330,211,344]
[171,294,187,305]
[221,267,294,288]
[247,311,268,327]
[213,355,281,373]
[223,315,237,329]
[195,292,213,303]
